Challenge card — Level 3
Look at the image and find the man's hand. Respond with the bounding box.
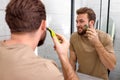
[86,27,100,46]
[52,33,79,80]
[52,33,69,59]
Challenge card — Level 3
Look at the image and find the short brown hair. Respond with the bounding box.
[5,0,46,33]
[76,7,96,22]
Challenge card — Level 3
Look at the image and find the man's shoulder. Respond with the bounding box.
[71,32,78,36]
[96,29,112,43]
[96,29,107,34]
[70,32,78,38]
[96,29,110,37]
[36,57,63,79]
[38,57,58,68]
[70,32,79,41]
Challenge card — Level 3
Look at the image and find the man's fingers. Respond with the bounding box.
[52,36,60,46]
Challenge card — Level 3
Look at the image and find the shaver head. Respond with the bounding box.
[47,27,62,43]
[84,24,89,31]
[47,27,56,38]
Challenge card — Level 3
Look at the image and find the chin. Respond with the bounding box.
[77,30,86,35]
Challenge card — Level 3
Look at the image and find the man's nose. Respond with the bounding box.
[77,22,81,26]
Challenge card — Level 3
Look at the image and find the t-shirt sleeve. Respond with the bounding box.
[103,33,115,53]
[70,33,75,52]
[43,60,64,80]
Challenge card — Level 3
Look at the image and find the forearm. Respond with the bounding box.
[69,50,77,71]
[52,34,79,80]
[69,58,76,71]
[94,41,116,70]
[59,55,79,80]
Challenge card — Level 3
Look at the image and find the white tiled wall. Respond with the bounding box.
[108,1,120,79]
[39,0,71,68]
[0,0,10,40]
[0,0,9,9]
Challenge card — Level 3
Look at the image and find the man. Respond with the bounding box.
[69,7,116,80]
[0,0,79,80]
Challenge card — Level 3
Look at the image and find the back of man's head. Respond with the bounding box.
[5,0,46,33]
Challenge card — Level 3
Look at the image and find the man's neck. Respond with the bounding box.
[3,33,37,50]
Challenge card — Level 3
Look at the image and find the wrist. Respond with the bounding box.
[59,55,69,62]
[94,40,103,48]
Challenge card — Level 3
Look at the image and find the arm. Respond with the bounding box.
[52,34,79,80]
[86,27,116,70]
[93,40,116,70]
[69,49,77,71]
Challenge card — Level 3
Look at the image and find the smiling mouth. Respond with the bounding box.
[77,26,87,35]
[77,27,82,31]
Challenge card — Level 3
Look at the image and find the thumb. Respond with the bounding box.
[52,35,60,46]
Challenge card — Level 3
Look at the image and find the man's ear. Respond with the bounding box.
[39,20,46,31]
[89,20,95,28]
[89,20,94,25]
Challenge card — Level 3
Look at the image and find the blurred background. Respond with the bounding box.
[0,0,120,80]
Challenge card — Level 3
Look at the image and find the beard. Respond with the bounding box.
[77,28,87,35]
[37,31,46,47]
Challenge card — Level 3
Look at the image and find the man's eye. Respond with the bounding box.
[76,21,78,23]
[80,20,84,23]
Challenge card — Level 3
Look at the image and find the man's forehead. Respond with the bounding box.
[77,14,88,20]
